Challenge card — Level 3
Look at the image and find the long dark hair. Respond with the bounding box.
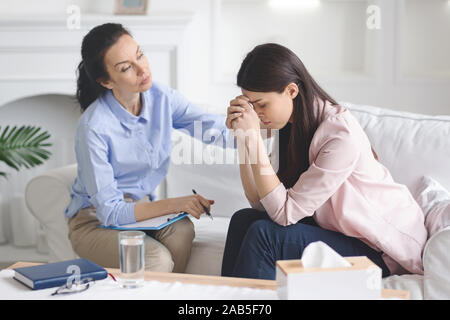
[76,23,131,112]
[237,43,338,188]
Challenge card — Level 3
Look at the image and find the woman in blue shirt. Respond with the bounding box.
[65,23,230,273]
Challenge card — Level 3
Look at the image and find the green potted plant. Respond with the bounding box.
[0,125,52,178]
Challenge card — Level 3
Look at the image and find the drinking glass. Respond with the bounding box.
[118,231,145,288]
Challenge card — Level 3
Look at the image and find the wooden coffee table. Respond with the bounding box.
[7,261,409,299]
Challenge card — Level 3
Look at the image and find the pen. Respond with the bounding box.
[192,189,213,220]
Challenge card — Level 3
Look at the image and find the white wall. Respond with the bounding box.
[0,0,449,115]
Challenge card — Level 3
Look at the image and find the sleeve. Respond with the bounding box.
[169,87,236,149]
[259,117,360,226]
[75,125,136,226]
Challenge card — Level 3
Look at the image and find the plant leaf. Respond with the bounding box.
[0,125,52,176]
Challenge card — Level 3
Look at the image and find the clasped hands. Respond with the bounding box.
[226,95,271,143]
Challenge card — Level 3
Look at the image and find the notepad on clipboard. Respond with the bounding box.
[99,213,189,231]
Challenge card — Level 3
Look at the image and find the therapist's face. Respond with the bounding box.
[99,34,152,94]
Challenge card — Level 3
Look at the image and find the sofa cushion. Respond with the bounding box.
[423,226,450,299]
[414,176,450,238]
[343,103,450,197]
[185,216,230,276]
[25,164,78,262]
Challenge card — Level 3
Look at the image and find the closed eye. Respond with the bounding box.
[120,52,144,72]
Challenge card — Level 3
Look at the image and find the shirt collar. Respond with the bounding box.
[104,90,150,128]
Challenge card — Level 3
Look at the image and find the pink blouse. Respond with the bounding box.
[259,101,428,275]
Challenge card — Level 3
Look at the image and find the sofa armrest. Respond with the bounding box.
[25,163,78,261]
[423,226,450,300]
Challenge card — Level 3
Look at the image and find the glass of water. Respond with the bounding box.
[118,231,145,288]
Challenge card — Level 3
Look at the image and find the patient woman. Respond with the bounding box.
[222,43,427,280]
[65,23,229,273]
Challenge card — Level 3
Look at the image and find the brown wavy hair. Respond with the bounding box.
[237,43,338,188]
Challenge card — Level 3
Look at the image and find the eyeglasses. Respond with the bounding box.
[51,273,117,296]
[51,277,94,296]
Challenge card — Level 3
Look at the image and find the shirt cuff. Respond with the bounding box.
[117,202,137,226]
[260,183,287,218]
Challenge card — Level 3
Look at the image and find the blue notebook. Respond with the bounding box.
[13,258,108,290]
[99,212,188,231]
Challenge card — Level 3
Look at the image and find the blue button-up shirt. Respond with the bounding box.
[65,82,233,226]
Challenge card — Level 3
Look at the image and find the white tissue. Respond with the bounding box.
[301,241,352,269]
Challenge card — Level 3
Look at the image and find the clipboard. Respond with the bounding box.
[99,213,189,231]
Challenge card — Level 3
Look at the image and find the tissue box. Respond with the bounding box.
[276,256,382,300]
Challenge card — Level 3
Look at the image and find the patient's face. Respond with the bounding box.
[242,87,295,130]
[100,34,152,94]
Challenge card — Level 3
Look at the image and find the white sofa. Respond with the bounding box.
[25,102,450,300]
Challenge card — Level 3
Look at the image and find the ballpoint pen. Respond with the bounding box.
[192,189,213,220]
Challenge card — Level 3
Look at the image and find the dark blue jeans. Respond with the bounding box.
[221,208,391,280]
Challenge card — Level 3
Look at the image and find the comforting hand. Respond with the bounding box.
[173,194,214,219]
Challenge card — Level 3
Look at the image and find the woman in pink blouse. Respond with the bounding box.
[221,43,427,280]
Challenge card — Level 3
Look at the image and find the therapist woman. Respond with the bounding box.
[65,23,228,273]
[222,43,427,280]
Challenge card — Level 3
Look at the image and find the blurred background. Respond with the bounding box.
[0,0,449,265]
